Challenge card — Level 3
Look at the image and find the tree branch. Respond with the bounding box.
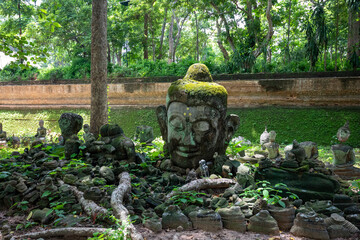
[253,0,274,58]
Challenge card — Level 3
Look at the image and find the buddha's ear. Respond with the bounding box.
[225,114,240,144]
[156,105,168,142]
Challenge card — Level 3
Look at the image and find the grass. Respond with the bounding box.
[0,106,359,147]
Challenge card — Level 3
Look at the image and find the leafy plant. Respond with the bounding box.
[170,189,206,207]
[11,201,29,211]
[226,138,250,159]
[240,181,299,208]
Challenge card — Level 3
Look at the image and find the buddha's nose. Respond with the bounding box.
[182,126,196,146]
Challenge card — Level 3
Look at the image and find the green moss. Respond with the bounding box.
[168,79,228,98]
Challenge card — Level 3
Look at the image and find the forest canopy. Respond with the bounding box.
[0,0,359,81]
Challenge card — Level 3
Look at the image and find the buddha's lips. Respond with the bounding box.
[175,146,200,157]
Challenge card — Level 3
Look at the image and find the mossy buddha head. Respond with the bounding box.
[337,121,350,143]
[157,63,240,169]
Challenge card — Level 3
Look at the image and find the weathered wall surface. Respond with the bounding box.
[0,76,359,109]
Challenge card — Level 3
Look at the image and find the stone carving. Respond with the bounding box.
[331,121,360,180]
[156,63,240,169]
[35,119,47,141]
[83,124,95,144]
[0,123,7,146]
[282,140,305,168]
[290,212,330,240]
[58,113,83,144]
[64,135,81,159]
[300,141,318,160]
[100,123,136,162]
[260,126,270,149]
[199,159,209,178]
[268,200,296,231]
[248,210,280,235]
[217,206,246,232]
[161,205,192,230]
[324,213,359,239]
[263,130,280,160]
[188,209,222,232]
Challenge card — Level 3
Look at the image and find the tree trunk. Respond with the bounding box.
[267,47,271,63]
[347,7,360,58]
[173,12,189,61]
[107,41,111,63]
[210,2,236,53]
[324,43,327,71]
[90,0,108,137]
[168,10,175,64]
[157,7,168,60]
[215,18,229,61]
[335,0,339,71]
[116,48,122,66]
[195,11,199,62]
[18,0,24,64]
[144,12,149,60]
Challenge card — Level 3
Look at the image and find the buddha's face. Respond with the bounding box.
[39,120,44,128]
[166,102,224,169]
[337,128,350,142]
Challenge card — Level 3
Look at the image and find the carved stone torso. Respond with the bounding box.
[36,127,47,138]
[331,144,356,166]
[263,142,280,159]
[0,130,6,141]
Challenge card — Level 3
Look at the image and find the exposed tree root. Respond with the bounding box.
[166,178,236,199]
[58,180,108,220]
[111,172,143,240]
[7,227,111,240]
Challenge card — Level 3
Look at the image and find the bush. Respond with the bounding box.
[0,64,39,81]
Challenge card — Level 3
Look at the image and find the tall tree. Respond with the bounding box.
[347,0,360,62]
[90,0,108,136]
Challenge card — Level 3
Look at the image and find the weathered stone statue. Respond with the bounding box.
[156,63,240,169]
[100,123,136,162]
[282,140,306,168]
[58,113,83,145]
[263,131,280,160]
[0,123,7,143]
[199,159,209,178]
[83,124,96,144]
[331,121,360,180]
[35,120,47,141]
[260,126,270,150]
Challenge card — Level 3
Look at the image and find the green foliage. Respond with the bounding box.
[0,64,39,81]
[240,181,299,208]
[170,189,206,207]
[226,139,250,159]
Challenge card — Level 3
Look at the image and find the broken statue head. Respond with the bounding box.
[156,63,240,169]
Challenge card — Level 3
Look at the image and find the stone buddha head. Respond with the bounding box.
[156,63,240,169]
[39,120,44,128]
[337,121,350,143]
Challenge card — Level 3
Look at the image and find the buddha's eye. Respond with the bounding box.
[169,117,184,131]
[193,121,210,133]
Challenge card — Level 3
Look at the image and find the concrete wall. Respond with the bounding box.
[0,76,359,109]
